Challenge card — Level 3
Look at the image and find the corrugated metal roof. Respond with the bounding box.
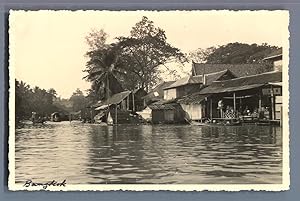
[199,71,282,94]
[103,90,131,105]
[148,103,176,110]
[177,93,210,104]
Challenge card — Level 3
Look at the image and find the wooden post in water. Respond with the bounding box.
[258,93,262,110]
[132,92,135,112]
[127,96,130,110]
[210,98,213,120]
[115,105,118,124]
[233,92,236,113]
[270,85,275,120]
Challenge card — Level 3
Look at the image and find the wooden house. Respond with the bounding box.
[163,69,236,101]
[161,70,236,121]
[91,88,147,124]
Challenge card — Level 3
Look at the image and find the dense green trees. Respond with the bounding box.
[15,81,89,121]
[15,80,61,121]
[84,16,187,100]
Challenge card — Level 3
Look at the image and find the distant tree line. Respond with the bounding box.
[15,80,89,122]
[15,80,61,121]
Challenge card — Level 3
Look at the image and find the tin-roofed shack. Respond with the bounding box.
[148,99,187,124]
[83,89,147,124]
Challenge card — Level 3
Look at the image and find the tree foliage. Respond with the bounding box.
[69,88,87,112]
[189,42,279,64]
[69,88,88,112]
[84,16,187,99]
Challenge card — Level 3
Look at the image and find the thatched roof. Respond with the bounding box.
[192,63,270,77]
[148,99,178,110]
[199,71,282,94]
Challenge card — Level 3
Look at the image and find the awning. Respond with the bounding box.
[95,104,109,110]
[269,82,282,86]
[200,84,265,94]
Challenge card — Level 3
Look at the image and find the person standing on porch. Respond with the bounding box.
[218,100,224,118]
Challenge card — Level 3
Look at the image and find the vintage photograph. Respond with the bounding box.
[9,10,289,191]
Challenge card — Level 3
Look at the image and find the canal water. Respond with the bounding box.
[15,122,282,184]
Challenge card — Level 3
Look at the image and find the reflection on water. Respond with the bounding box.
[15,122,282,184]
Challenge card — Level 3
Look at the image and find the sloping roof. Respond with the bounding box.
[102,90,131,105]
[164,69,236,90]
[204,69,237,85]
[142,81,176,101]
[199,71,282,94]
[177,93,210,104]
[164,76,202,90]
[192,63,270,77]
[263,48,283,60]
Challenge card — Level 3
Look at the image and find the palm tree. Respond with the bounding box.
[84,44,124,100]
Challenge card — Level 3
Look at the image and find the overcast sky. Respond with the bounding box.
[10,10,289,98]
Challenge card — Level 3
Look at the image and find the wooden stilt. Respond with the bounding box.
[132,92,135,112]
[270,86,275,120]
[233,92,236,112]
[127,96,129,110]
[115,105,118,124]
[210,98,213,120]
[259,93,262,110]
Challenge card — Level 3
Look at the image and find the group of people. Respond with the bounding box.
[217,100,270,120]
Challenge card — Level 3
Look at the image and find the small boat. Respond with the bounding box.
[32,119,46,124]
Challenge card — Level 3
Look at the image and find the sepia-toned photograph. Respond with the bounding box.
[8,10,289,191]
